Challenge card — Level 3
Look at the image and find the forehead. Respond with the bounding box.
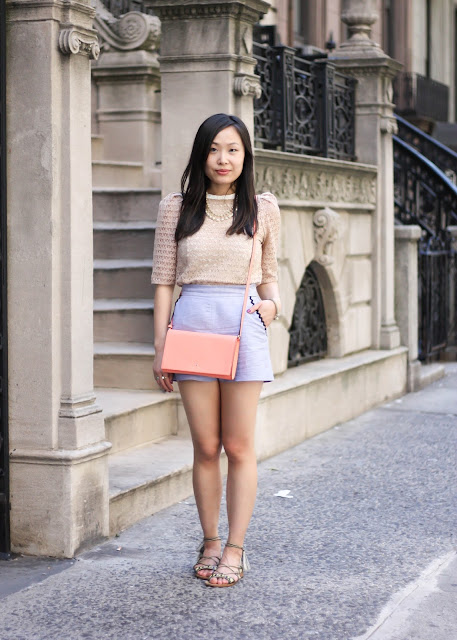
[212,126,243,146]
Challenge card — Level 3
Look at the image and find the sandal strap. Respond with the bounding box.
[225,541,250,572]
[209,563,243,584]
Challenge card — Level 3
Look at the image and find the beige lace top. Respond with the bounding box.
[151,192,280,286]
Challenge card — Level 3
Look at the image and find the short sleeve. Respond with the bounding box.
[151,193,182,285]
[259,192,280,284]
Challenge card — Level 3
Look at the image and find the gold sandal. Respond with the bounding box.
[205,542,250,588]
[193,536,221,580]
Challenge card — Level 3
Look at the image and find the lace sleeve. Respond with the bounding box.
[259,192,280,284]
[151,193,182,285]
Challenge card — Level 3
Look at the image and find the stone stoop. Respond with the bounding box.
[101,347,408,537]
[92,186,162,390]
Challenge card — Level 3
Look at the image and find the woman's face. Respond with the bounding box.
[205,126,245,195]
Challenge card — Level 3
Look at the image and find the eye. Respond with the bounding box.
[230,147,239,153]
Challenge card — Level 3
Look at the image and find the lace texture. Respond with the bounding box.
[151,192,280,286]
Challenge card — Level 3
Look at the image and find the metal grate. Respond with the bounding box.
[253,31,356,161]
[98,1,155,17]
[288,265,327,367]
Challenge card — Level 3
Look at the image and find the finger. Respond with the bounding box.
[163,373,174,393]
[247,302,261,313]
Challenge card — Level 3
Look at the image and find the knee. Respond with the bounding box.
[194,438,222,464]
[223,438,254,464]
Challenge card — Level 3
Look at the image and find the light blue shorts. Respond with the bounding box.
[172,284,274,383]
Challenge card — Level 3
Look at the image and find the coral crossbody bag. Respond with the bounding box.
[161,226,257,380]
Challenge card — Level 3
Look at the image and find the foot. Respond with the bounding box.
[194,538,221,580]
[207,544,243,586]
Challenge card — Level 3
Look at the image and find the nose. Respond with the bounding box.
[218,150,229,165]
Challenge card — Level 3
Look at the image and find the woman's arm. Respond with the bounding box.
[252,281,281,327]
[153,284,175,392]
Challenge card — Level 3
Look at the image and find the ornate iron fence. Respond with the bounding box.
[0,0,9,557]
[288,265,327,367]
[98,0,155,17]
[393,134,457,361]
[253,41,356,160]
[393,72,449,123]
[396,115,457,184]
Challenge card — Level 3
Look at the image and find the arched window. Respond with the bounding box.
[288,264,327,367]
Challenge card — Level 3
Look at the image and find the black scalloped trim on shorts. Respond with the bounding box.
[249,295,267,332]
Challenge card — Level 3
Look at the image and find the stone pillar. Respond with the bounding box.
[394,226,422,391]
[91,4,162,187]
[331,0,402,350]
[6,0,110,557]
[147,0,270,196]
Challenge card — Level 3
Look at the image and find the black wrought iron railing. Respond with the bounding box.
[288,264,327,367]
[99,0,155,17]
[396,115,457,183]
[393,135,457,361]
[393,72,449,123]
[253,41,356,160]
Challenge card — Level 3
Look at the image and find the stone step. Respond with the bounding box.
[92,188,162,223]
[96,387,179,455]
[91,135,104,161]
[92,161,145,189]
[109,436,199,536]
[94,342,157,390]
[94,259,154,299]
[94,299,154,343]
[93,221,156,260]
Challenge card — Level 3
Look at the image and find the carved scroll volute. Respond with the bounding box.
[59,27,100,60]
[313,207,340,266]
[93,0,161,53]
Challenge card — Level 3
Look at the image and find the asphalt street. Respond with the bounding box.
[0,364,456,640]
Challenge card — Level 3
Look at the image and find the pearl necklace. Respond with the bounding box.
[205,194,235,222]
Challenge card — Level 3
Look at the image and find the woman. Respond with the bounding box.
[151,113,281,587]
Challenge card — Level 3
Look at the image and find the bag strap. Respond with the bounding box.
[168,222,257,334]
[237,223,257,339]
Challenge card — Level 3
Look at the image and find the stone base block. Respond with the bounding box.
[10,442,111,558]
[256,347,407,460]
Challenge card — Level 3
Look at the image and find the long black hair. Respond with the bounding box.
[175,113,258,242]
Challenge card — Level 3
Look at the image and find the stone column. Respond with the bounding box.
[91,3,162,187]
[331,0,402,350]
[394,226,422,391]
[6,0,110,557]
[147,0,270,196]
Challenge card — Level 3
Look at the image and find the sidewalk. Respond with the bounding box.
[1,364,456,640]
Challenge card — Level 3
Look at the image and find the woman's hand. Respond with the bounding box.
[153,284,175,393]
[153,349,174,393]
[247,299,277,327]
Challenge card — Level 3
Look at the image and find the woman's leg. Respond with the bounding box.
[208,381,262,585]
[178,380,222,577]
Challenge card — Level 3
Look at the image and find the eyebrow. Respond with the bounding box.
[212,141,241,146]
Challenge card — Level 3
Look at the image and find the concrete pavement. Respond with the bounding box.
[1,364,456,640]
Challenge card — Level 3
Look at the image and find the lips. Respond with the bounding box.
[216,170,230,175]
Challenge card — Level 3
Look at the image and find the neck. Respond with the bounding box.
[207,184,235,196]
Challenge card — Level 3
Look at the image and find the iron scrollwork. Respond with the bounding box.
[253,31,356,161]
[394,134,457,361]
[288,265,327,367]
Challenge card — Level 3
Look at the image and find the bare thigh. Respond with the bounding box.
[220,382,263,455]
[178,381,222,456]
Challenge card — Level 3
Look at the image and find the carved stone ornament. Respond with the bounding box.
[255,163,377,206]
[313,207,340,266]
[59,26,100,60]
[152,0,270,25]
[93,0,161,52]
[233,74,262,99]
